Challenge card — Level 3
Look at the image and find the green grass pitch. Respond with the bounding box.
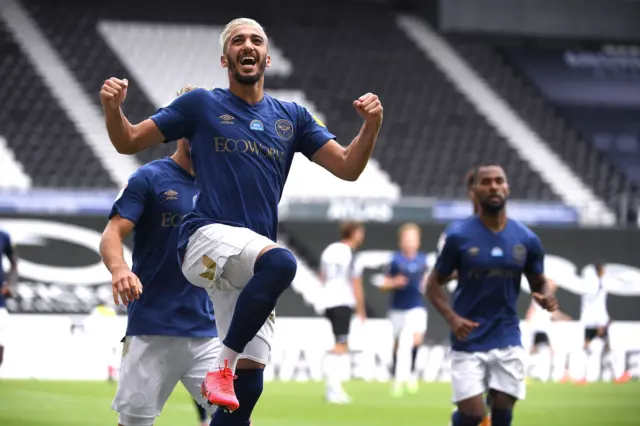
[1,379,639,425]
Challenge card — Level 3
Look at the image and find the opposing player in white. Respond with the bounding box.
[100,85,225,426]
[100,16,383,421]
[524,279,571,382]
[319,221,366,404]
[574,263,631,384]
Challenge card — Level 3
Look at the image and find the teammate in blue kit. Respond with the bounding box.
[427,164,558,426]
[381,223,428,397]
[99,85,223,426]
[0,229,18,372]
[100,17,383,421]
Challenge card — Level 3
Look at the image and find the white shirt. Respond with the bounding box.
[580,276,609,327]
[319,242,359,310]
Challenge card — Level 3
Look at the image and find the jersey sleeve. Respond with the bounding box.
[434,230,460,277]
[150,88,205,143]
[295,105,336,160]
[109,168,150,225]
[524,233,545,276]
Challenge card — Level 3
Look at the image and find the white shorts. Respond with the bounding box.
[112,335,221,426]
[181,223,276,365]
[0,307,8,345]
[450,346,526,403]
[389,307,428,338]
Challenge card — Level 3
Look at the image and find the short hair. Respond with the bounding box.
[473,163,504,184]
[464,167,477,189]
[340,221,363,240]
[398,222,421,238]
[220,18,268,54]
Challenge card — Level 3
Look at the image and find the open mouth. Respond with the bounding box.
[239,55,257,70]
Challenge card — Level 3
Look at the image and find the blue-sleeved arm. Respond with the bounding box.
[150,89,206,142]
[524,233,545,276]
[434,231,460,277]
[109,168,150,225]
[295,105,336,160]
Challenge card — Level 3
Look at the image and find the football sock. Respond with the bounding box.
[411,346,419,373]
[490,409,513,426]
[452,411,483,426]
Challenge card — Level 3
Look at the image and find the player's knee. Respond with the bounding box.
[118,413,155,426]
[255,247,297,283]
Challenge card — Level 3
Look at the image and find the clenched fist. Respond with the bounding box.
[100,77,129,110]
[353,93,383,127]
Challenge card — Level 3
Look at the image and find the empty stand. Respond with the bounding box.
[0,19,113,188]
[20,0,172,166]
[21,0,558,200]
[455,42,638,205]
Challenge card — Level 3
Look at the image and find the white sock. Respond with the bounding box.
[211,344,240,373]
[325,353,342,393]
[612,351,627,378]
[395,334,413,384]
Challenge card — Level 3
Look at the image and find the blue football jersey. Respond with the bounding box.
[0,230,14,309]
[434,216,544,352]
[387,251,427,311]
[150,88,336,261]
[110,158,216,338]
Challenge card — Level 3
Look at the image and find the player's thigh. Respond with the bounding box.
[326,306,353,345]
[113,336,184,425]
[181,337,222,415]
[388,310,407,339]
[210,288,274,365]
[487,346,527,401]
[450,350,487,403]
[181,223,276,291]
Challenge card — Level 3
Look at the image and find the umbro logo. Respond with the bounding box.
[164,190,178,200]
[219,114,235,124]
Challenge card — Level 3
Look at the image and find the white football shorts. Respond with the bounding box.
[450,346,527,403]
[181,223,276,365]
[389,307,428,338]
[112,335,221,426]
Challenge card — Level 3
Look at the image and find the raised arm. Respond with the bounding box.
[100,78,165,154]
[311,93,383,181]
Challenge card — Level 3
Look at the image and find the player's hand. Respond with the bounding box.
[532,292,558,312]
[450,315,480,341]
[353,93,383,127]
[393,275,408,288]
[111,265,142,306]
[357,310,367,324]
[597,326,606,337]
[1,284,9,296]
[100,77,129,109]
